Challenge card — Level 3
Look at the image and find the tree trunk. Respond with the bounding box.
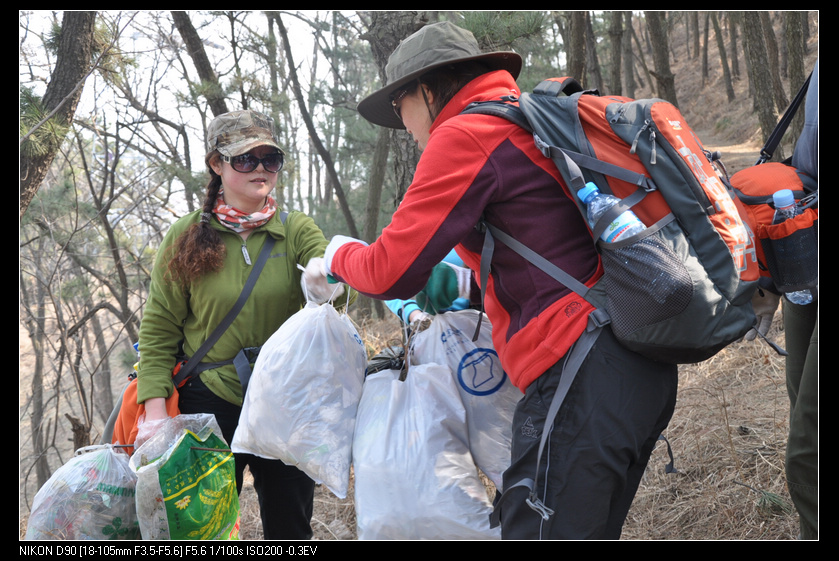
[584,12,603,92]
[621,12,636,98]
[567,11,587,82]
[701,12,710,86]
[171,11,229,117]
[711,12,736,102]
[644,11,679,106]
[359,11,427,205]
[274,13,359,238]
[360,128,392,319]
[608,12,623,96]
[727,12,741,80]
[690,11,700,59]
[783,11,808,143]
[20,266,52,489]
[742,11,779,153]
[89,313,115,425]
[630,21,653,91]
[20,11,97,218]
[759,11,789,113]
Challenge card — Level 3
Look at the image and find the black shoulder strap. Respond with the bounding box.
[462,99,533,132]
[172,214,286,387]
[758,71,813,164]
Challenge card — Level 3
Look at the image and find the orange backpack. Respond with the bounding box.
[727,72,818,293]
[111,376,180,451]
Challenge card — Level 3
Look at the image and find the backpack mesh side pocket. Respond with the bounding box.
[759,209,818,293]
[600,235,693,340]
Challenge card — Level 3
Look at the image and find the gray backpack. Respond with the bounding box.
[465,77,762,364]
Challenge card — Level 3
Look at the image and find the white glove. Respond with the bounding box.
[409,310,433,333]
[301,257,344,304]
[134,414,169,450]
[744,289,781,341]
[324,235,368,276]
[444,262,472,301]
[407,309,432,324]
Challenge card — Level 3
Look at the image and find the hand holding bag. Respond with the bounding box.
[230,295,366,499]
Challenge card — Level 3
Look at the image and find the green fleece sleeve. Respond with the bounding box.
[136,220,192,403]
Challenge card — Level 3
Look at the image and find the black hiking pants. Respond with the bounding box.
[498,326,678,539]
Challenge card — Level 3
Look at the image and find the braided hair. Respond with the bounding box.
[165,151,227,286]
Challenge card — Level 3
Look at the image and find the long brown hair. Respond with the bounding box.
[165,151,227,286]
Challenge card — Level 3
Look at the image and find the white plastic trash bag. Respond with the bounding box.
[231,301,366,499]
[25,444,140,540]
[411,310,520,490]
[130,414,240,540]
[353,363,500,540]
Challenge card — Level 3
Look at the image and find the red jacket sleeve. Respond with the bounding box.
[330,123,497,299]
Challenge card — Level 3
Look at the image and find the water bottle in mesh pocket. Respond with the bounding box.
[758,209,818,293]
[600,235,693,342]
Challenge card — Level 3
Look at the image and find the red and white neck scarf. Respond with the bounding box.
[212,188,277,232]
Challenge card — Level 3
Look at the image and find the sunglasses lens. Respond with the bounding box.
[230,154,258,172]
[262,153,283,172]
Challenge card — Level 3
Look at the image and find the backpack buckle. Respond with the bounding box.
[525,494,555,521]
[533,133,551,158]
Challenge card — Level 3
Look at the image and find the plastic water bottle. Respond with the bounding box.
[772,189,813,305]
[577,182,646,243]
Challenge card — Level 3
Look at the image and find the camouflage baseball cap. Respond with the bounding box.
[206,110,284,157]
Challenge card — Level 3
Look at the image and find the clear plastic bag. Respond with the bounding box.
[353,363,500,540]
[25,444,140,540]
[130,414,240,540]
[410,310,519,491]
[231,302,366,499]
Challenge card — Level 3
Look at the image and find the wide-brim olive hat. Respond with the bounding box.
[206,109,285,158]
[357,21,522,129]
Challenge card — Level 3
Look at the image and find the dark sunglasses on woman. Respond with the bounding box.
[221,152,284,173]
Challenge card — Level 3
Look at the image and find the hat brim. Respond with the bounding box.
[357,51,522,130]
[217,138,285,158]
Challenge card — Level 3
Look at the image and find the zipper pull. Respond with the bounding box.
[630,121,649,155]
[241,243,252,265]
[649,128,657,164]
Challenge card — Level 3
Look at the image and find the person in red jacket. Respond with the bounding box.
[326,21,678,539]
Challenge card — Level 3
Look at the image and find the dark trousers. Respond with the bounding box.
[783,299,818,539]
[498,326,678,539]
[178,376,315,540]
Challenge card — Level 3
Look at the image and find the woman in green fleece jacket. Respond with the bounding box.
[136,110,339,540]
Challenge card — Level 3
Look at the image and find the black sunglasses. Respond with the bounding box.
[221,152,284,173]
[391,89,410,121]
[390,81,419,121]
